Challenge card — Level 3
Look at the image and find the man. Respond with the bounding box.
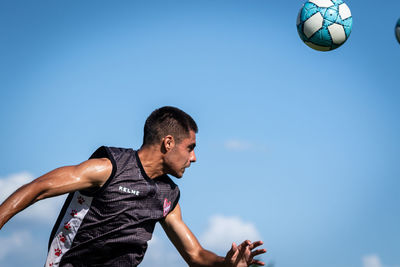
[0,106,266,266]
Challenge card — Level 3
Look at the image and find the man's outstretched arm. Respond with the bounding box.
[160,203,266,267]
[0,158,112,229]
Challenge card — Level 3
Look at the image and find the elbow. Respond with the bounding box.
[187,248,222,267]
[185,250,203,267]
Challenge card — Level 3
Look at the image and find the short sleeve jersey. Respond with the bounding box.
[45,146,180,267]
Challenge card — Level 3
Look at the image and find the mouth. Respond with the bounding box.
[181,166,189,173]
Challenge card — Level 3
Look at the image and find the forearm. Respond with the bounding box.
[161,205,230,267]
[0,167,74,229]
[0,183,40,229]
[189,248,226,267]
[0,166,73,229]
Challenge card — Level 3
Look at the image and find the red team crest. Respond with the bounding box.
[163,198,171,217]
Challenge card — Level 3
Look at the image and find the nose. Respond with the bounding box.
[190,150,196,163]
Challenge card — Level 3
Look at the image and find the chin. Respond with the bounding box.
[172,171,184,178]
[174,173,183,178]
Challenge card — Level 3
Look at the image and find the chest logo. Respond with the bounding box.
[119,186,140,196]
[163,198,172,217]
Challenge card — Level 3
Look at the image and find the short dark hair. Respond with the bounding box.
[143,106,198,146]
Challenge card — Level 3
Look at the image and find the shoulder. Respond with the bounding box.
[74,157,114,188]
[85,157,113,169]
[87,146,137,184]
[89,146,136,169]
[89,146,134,160]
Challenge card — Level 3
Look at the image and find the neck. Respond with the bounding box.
[137,145,165,179]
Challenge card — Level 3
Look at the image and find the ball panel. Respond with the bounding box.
[328,23,346,44]
[297,9,301,25]
[331,43,341,50]
[309,0,334,8]
[304,12,324,38]
[297,25,308,42]
[324,6,339,23]
[323,19,335,28]
[303,2,317,11]
[311,28,332,46]
[301,5,319,23]
[396,24,400,43]
[338,3,351,20]
[343,25,352,37]
[317,7,328,18]
[305,41,331,51]
[342,17,353,28]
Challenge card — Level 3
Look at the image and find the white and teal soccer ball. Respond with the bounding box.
[297,0,353,51]
[395,19,400,44]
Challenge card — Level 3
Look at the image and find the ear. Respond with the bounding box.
[162,135,175,152]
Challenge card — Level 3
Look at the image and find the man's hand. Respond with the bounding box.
[224,240,266,266]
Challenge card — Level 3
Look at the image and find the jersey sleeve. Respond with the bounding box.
[161,175,180,218]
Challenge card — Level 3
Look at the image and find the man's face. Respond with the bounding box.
[164,130,197,178]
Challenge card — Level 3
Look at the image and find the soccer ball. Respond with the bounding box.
[297,0,353,51]
[395,19,400,44]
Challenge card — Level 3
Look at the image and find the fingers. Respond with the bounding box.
[251,259,265,266]
[237,241,249,257]
[231,242,239,258]
[249,240,264,250]
[251,248,267,257]
[237,239,251,250]
[238,240,251,257]
[226,242,238,259]
[233,241,250,266]
[232,242,238,251]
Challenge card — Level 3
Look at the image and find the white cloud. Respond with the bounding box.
[0,172,34,199]
[0,230,33,260]
[361,254,400,267]
[0,172,66,225]
[224,139,267,152]
[142,215,262,266]
[200,215,262,253]
[141,228,186,267]
[224,139,254,151]
[363,255,383,267]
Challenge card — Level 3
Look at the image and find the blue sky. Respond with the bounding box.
[0,0,399,266]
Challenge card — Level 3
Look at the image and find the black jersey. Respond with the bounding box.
[45,146,180,267]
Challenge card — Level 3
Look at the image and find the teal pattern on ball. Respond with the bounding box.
[395,18,400,44]
[297,0,353,51]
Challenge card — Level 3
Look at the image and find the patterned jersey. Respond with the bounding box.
[45,146,180,267]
